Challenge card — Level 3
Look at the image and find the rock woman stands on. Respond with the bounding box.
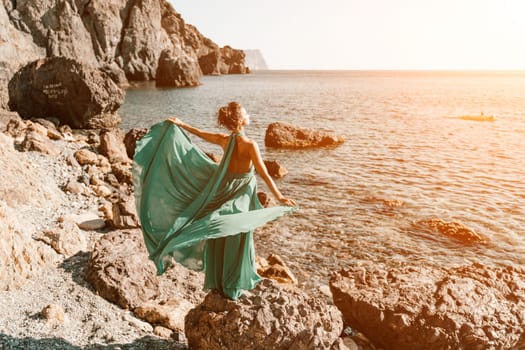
[133,101,297,300]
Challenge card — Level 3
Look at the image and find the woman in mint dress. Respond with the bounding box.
[133,101,296,300]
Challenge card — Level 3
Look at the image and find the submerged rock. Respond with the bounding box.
[265,122,344,149]
[185,278,343,350]
[415,217,488,244]
[330,261,525,350]
[8,57,123,129]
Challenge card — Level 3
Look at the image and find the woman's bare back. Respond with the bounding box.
[226,135,254,174]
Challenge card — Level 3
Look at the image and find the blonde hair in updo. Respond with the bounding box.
[217,101,243,131]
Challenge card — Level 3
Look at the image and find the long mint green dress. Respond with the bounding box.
[132,121,296,300]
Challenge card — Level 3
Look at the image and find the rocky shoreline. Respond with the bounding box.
[0,110,356,349]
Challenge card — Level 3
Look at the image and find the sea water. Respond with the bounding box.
[121,70,525,292]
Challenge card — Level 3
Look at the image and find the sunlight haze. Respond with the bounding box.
[170,0,525,70]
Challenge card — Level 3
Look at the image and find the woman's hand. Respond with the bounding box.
[279,197,297,207]
[167,117,184,126]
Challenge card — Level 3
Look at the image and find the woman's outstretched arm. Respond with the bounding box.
[248,140,296,207]
[167,117,228,147]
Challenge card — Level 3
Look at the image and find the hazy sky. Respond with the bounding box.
[169,0,525,70]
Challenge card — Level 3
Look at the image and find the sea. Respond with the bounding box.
[120,70,525,293]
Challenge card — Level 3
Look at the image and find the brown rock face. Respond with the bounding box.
[156,49,202,87]
[99,129,130,164]
[265,122,345,149]
[256,254,297,285]
[85,230,159,309]
[264,160,289,179]
[185,279,343,350]
[330,262,525,350]
[0,0,248,98]
[8,57,123,129]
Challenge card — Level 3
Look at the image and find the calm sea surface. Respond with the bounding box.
[121,71,525,292]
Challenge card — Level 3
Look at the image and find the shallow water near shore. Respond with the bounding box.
[121,70,525,292]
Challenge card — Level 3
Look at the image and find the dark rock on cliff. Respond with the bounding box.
[265,122,345,149]
[330,261,525,350]
[185,279,343,350]
[8,57,123,129]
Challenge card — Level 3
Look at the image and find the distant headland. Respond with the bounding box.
[243,49,269,70]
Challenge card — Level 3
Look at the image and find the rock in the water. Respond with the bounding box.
[156,49,202,87]
[415,217,488,244]
[185,279,343,350]
[257,254,297,285]
[265,122,345,149]
[85,230,160,310]
[330,262,525,350]
[124,128,148,158]
[264,160,288,179]
[8,57,123,129]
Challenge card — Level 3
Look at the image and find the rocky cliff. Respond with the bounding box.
[0,0,248,107]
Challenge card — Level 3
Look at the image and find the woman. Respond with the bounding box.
[133,101,296,300]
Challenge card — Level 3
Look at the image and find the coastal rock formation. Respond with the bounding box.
[265,122,345,149]
[156,49,202,87]
[8,57,123,129]
[256,254,297,285]
[264,160,289,179]
[0,0,248,101]
[85,229,206,331]
[85,230,160,309]
[244,49,269,70]
[330,261,525,350]
[414,217,488,244]
[185,279,343,349]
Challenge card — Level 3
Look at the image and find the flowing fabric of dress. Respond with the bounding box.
[132,121,296,300]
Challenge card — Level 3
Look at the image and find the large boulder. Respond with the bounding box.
[85,229,206,331]
[85,230,160,309]
[265,122,345,149]
[219,45,249,74]
[156,49,202,87]
[99,129,130,164]
[8,57,123,129]
[185,279,343,350]
[330,262,525,350]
